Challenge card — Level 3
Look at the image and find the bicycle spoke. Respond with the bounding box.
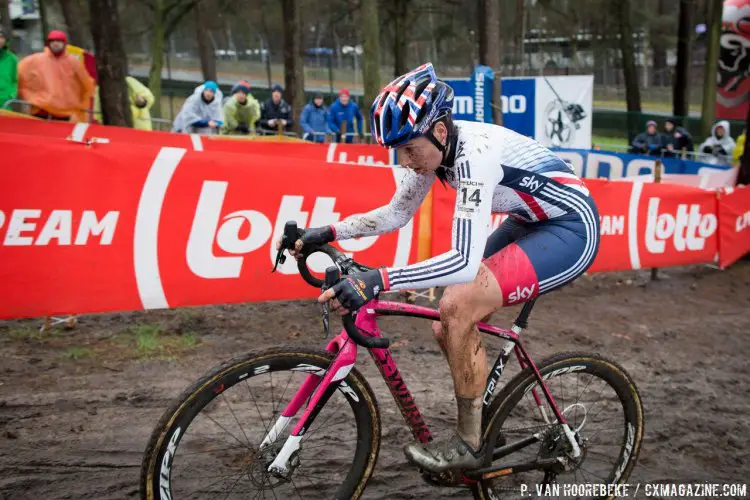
[200,412,252,449]
[245,379,271,438]
[221,468,248,500]
[222,392,252,446]
[271,371,294,417]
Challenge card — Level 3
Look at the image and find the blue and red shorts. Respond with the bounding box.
[482,195,600,305]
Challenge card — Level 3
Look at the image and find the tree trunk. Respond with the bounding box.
[616,0,642,141]
[650,0,667,86]
[89,0,131,126]
[514,0,525,76]
[281,0,304,135]
[700,0,722,138]
[148,0,165,119]
[673,0,692,118]
[39,0,49,46]
[195,0,216,81]
[361,0,380,123]
[478,0,503,125]
[0,0,12,43]
[393,0,408,77]
[738,103,750,185]
[59,0,89,48]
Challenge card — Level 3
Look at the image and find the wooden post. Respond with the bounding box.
[651,160,662,280]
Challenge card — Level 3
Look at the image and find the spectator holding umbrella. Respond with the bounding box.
[0,28,18,109]
[17,30,95,121]
[258,84,293,135]
[172,80,223,135]
[328,88,363,143]
[630,120,664,156]
[222,80,261,135]
[300,92,331,143]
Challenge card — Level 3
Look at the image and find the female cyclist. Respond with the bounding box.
[282,62,600,474]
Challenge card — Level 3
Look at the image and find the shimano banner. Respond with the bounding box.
[446,70,594,149]
[446,66,495,124]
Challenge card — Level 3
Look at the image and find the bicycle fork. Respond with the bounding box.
[261,331,357,476]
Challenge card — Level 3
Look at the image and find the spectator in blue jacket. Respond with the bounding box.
[300,93,331,143]
[328,88,363,143]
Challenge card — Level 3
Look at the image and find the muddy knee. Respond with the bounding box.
[439,289,474,330]
[431,321,444,343]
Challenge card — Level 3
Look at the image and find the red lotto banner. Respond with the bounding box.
[431,179,722,273]
[718,185,750,268]
[0,115,394,166]
[0,134,417,319]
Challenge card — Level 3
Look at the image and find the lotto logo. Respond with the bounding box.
[644,198,717,254]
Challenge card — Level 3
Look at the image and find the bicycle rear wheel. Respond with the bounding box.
[140,346,381,500]
[476,352,644,500]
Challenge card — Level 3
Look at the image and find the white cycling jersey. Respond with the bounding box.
[331,120,592,291]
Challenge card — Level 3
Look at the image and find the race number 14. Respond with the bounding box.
[461,188,481,207]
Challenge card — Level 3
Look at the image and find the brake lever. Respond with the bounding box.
[272,221,301,272]
[321,266,341,338]
[272,249,286,272]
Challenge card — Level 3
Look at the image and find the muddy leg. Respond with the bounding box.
[439,264,504,450]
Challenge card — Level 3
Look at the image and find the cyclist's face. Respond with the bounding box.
[396,123,446,174]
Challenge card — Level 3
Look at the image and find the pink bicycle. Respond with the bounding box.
[141,222,644,500]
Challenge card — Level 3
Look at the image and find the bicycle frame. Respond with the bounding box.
[265,298,574,478]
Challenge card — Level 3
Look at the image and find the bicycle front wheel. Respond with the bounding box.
[140,346,381,500]
[477,352,644,500]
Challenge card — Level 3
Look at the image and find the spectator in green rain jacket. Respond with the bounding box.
[0,28,18,108]
[222,80,260,135]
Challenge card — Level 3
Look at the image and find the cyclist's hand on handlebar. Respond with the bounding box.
[275,225,336,260]
[317,268,387,316]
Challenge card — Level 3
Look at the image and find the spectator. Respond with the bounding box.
[17,30,95,121]
[221,80,260,135]
[732,128,745,166]
[0,28,18,109]
[258,84,293,135]
[93,76,154,130]
[171,80,223,135]
[661,118,694,157]
[328,88,363,143]
[300,92,331,143]
[630,120,664,156]
[699,120,736,162]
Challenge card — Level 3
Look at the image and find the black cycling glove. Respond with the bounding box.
[331,268,387,312]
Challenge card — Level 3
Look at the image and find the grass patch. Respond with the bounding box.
[116,323,201,359]
[3,326,44,342]
[63,346,94,360]
[135,324,162,355]
[592,134,629,152]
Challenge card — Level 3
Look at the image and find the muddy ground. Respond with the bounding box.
[1,262,749,499]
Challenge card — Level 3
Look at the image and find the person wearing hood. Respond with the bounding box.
[258,84,293,134]
[661,118,694,157]
[17,30,95,121]
[630,120,664,156]
[300,92,331,142]
[328,88,363,143]
[221,80,260,135]
[733,128,745,166]
[93,76,154,130]
[0,28,18,108]
[172,80,223,134]
[699,120,736,162]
